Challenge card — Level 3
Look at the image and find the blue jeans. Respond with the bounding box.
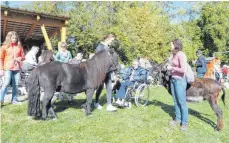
[170,77,188,125]
[197,73,205,78]
[116,81,134,99]
[0,70,20,102]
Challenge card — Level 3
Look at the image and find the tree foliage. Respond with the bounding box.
[21,1,229,64]
[112,2,171,63]
[22,1,69,16]
[198,2,229,62]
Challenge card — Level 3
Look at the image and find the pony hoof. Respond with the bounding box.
[86,112,92,116]
[41,117,47,120]
[214,127,222,131]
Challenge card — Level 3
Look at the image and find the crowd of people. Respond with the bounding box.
[1,30,228,132]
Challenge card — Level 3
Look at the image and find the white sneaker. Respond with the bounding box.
[115,99,121,104]
[107,104,117,112]
[120,99,125,106]
[94,103,103,110]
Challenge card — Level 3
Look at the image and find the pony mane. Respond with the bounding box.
[84,50,111,88]
[40,50,54,64]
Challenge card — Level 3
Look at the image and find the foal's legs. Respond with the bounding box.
[85,89,95,115]
[208,93,223,131]
[42,90,55,120]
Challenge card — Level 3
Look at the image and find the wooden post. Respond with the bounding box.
[25,23,36,40]
[58,27,67,51]
[58,41,61,51]
[3,19,7,39]
[41,24,52,50]
[61,27,66,42]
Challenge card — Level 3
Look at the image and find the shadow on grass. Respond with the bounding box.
[54,99,86,113]
[53,93,108,113]
[148,100,216,129]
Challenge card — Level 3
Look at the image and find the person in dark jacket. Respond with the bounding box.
[94,34,117,112]
[115,59,147,105]
[195,50,207,78]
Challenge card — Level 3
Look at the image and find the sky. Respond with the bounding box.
[0,1,197,24]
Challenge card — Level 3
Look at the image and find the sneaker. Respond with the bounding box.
[118,99,125,106]
[11,100,22,105]
[180,124,188,131]
[94,103,103,110]
[107,104,117,112]
[115,99,121,105]
[168,120,180,127]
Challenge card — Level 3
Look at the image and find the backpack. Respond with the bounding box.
[185,63,195,84]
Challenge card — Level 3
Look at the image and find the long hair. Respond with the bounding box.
[2,31,21,48]
[172,39,183,54]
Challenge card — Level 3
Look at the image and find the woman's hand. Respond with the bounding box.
[166,65,173,71]
[15,57,22,62]
[0,70,4,76]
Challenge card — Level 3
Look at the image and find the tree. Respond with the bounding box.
[111,2,171,63]
[3,1,10,7]
[22,1,69,16]
[198,2,229,62]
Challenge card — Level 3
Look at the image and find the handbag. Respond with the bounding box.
[185,63,195,83]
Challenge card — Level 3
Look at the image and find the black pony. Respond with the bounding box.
[27,49,119,120]
[149,61,226,131]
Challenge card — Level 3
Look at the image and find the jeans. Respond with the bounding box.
[197,73,205,78]
[170,77,188,125]
[0,70,20,102]
[116,81,134,99]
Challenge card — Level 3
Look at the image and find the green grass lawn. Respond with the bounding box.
[1,87,229,143]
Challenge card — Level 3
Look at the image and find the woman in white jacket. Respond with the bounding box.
[22,46,39,71]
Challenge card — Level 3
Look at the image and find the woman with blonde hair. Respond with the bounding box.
[0,31,25,105]
[55,42,72,63]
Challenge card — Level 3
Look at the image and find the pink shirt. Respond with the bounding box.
[171,51,187,79]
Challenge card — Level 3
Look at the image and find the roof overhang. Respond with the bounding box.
[1,6,70,42]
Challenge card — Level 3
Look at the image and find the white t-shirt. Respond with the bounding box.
[24,51,37,65]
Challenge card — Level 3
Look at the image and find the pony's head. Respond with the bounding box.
[148,60,171,89]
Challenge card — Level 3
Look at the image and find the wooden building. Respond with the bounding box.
[1,5,70,52]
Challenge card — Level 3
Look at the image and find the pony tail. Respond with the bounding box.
[27,69,41,117]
